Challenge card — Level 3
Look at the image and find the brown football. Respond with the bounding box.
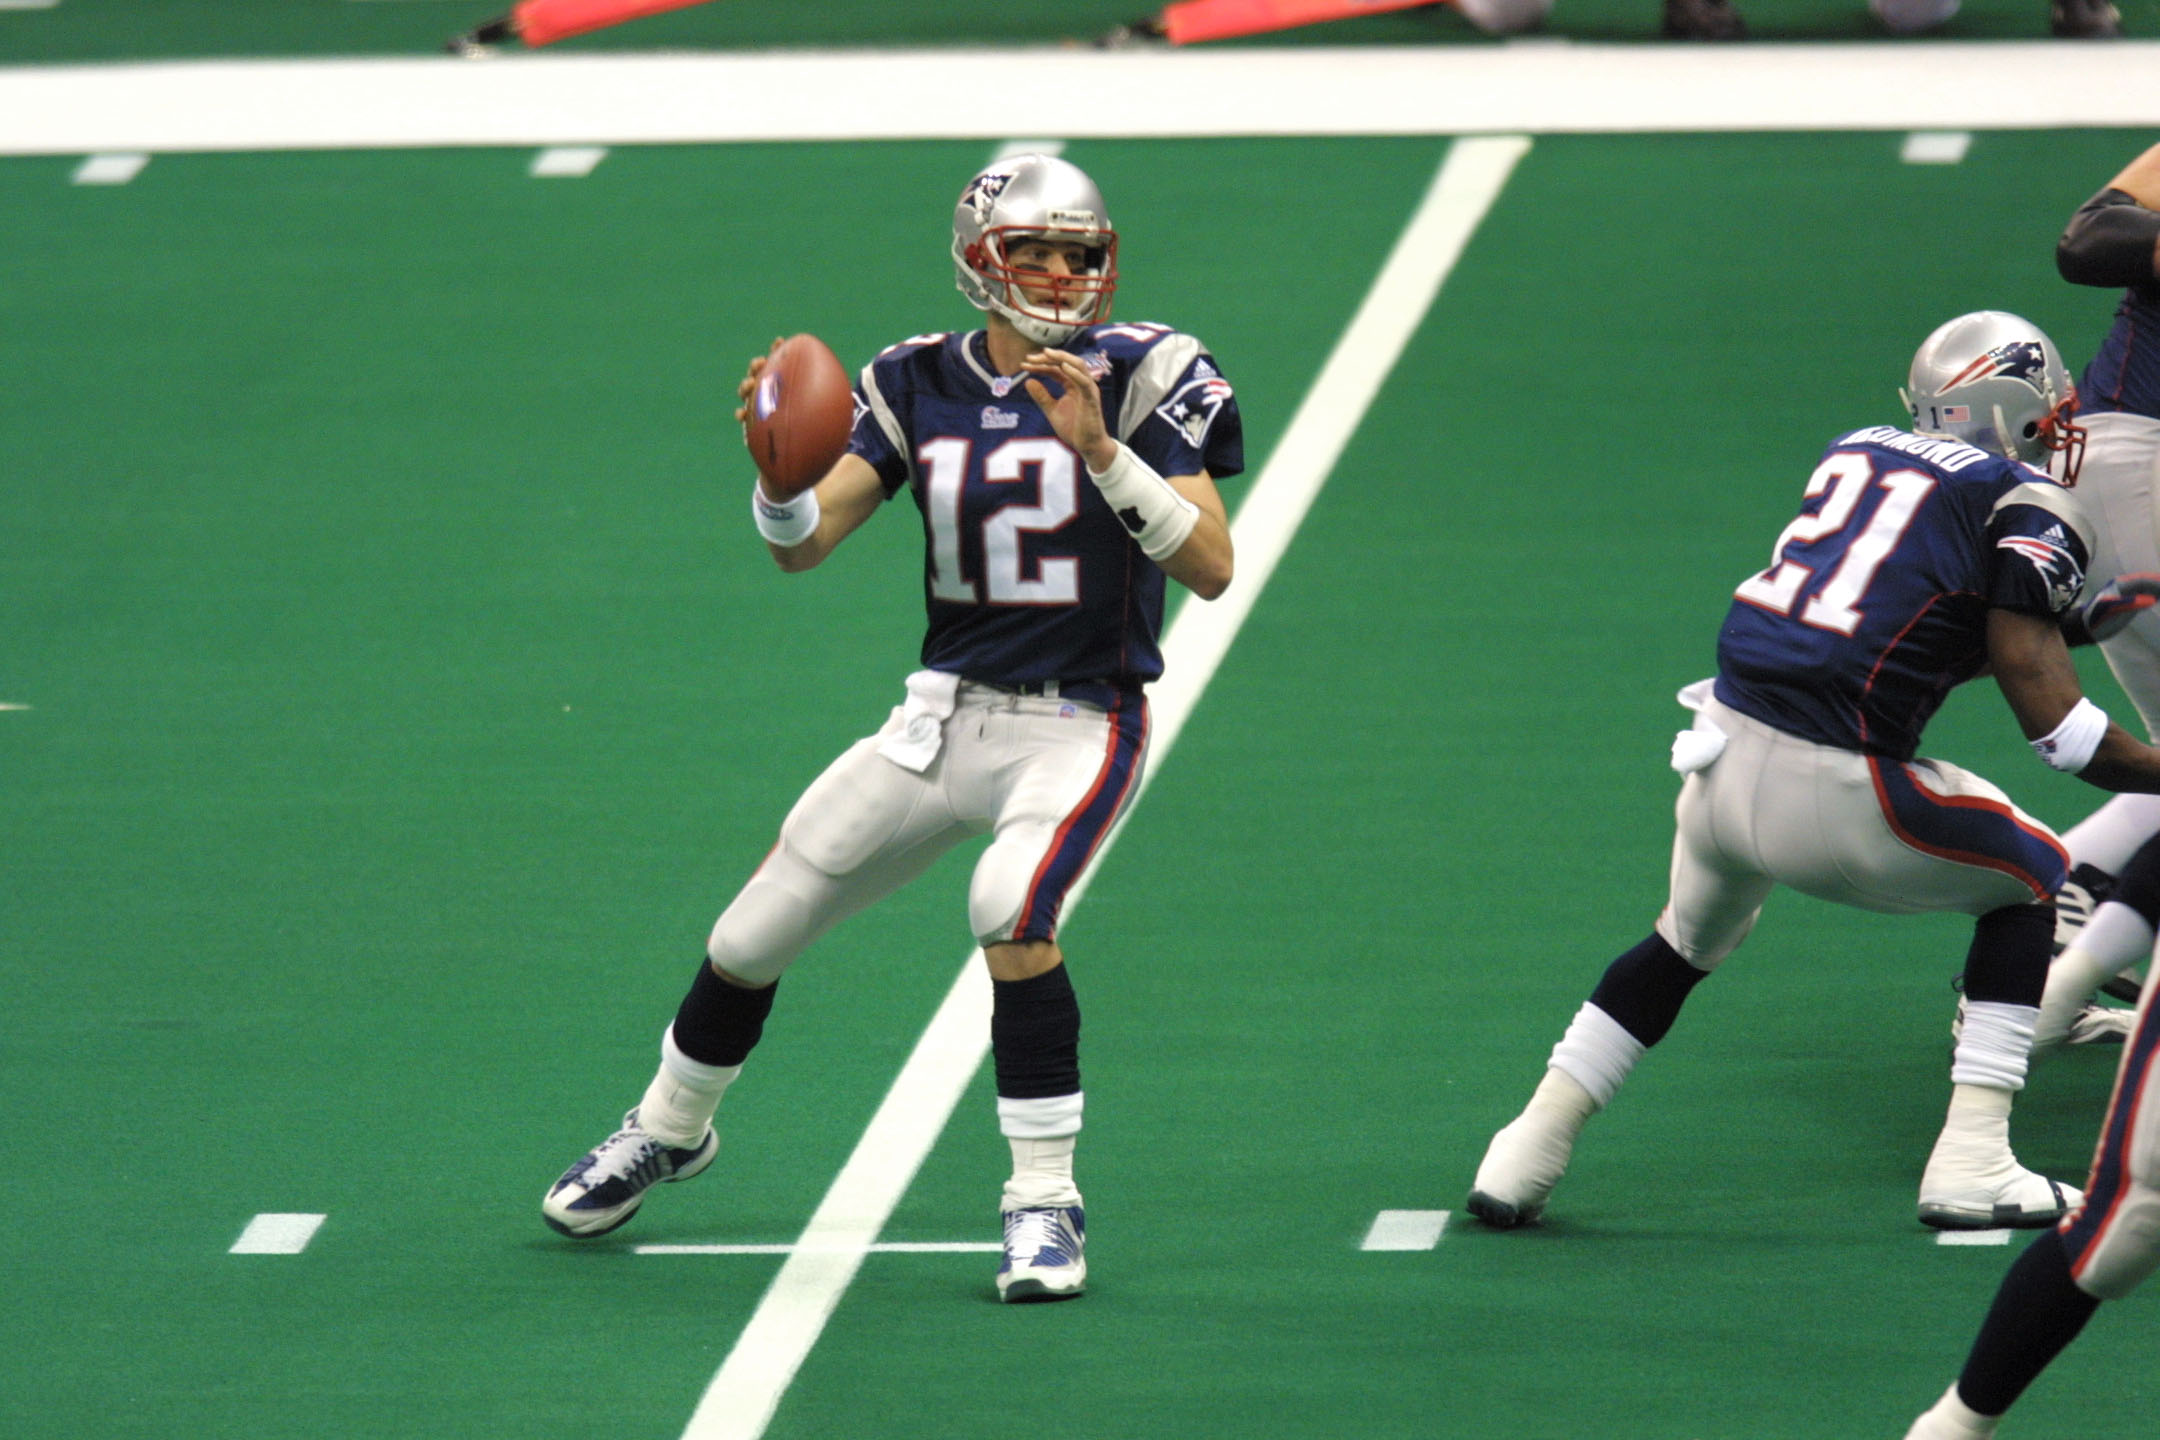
[743,334,854,499]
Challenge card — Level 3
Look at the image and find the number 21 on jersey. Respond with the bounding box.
[1734,451,1936,637]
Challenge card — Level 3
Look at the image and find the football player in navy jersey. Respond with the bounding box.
[540,153,1242,1303]
[1468,310,2160,1236]
[1897,146,2160,1440]
[2017,144,2160,1051]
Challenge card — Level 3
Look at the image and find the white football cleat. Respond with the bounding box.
[998,1206,1085,1302]
[542,1108,718,1238]
[2067,1003,2135,1046]
[1918,1155,2081,1231]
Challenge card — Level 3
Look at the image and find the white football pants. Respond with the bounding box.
[706,682,1148,987]
[1658,699,2066,970]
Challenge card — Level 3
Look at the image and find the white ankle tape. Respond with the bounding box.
[997,1092,1083,1139]
[661,1027,742,1089]
[1548,1003,1644,1109]
[1086,442,1199,562]
[1951,1001,2039,1091]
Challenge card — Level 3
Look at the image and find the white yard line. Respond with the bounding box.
[0,46,2156,156]
[530,144,607,176]
[1361,1210,1452,1251]
[636,1241,1002,1255]
[229,1213,326,1254]
[675,134,1532,1440]
[1901,130,1972,165]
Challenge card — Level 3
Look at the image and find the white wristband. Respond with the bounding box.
[752,480,820,548]
[1086,442,1200,562]
[2033,696,2109,773]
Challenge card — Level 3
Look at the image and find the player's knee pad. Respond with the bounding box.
[1868,0,1959,32]
[707,845,837,989]
[969,827,1055,945]
[1653,906,1753,972]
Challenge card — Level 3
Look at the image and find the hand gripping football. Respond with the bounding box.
[744,334,854,499]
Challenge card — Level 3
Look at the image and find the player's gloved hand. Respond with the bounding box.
[2080,573,2160,641]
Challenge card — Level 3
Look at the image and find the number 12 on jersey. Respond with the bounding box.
[1734,451,1937,637]
[921,436,1082,607]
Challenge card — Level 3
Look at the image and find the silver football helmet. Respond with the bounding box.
[1901,310,2086,484]
[952,154,1118,347]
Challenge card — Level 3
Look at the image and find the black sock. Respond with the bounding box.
[992,965,1081,1099]
[2109,834,2160,925]
[1955,1228,2102,1416]
[671,957,779,1068]
[1962,904,2052,1007]
[1587,933,1709,1046]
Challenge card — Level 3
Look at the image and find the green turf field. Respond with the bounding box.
[4,20,2160,1438]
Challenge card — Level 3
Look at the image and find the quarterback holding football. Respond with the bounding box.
[541,153,1243,1303]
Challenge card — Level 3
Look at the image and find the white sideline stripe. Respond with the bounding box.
[0,702,30,711]
[636,1241,1003,1255]
[72,152,147,185]
[1901,130,1971,165]
[1361,1210,1451,1251]
[0,1,61,9]
[531,144,607,176]
[675,134,1530,1440]
[229,1213,326,1254]
[992,139,1065,159]
[1,46,2158,156]
[1936,1229,2015,1246]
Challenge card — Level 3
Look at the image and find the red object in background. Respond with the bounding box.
[1160,0,1438,43]
[513,0,718,46]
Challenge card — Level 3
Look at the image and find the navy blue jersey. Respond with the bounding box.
[849,325,1243,687]
[2067,191,2160,422]
[1715,426,2090,761]
[2079,284,2160,421]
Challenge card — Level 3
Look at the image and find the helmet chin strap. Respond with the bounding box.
[1990,402,2020,462]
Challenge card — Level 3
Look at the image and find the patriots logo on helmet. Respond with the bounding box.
[1946,341,2048,391]
[960,170,1014,219]
[1154,374,1235,449]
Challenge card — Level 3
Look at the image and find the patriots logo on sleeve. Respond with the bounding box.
[1154,374,1235,449]
[851,391,871,434]
[1998,524,2084,613]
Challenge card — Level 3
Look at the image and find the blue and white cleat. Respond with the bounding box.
[542,1108,717,1238]
[997,1205,1086,1302]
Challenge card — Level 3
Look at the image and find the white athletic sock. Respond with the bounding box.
[1951,1003,2038,1091]
[636,1027,741,1148]
[1002,1134,1081,1211]
[996,1092,1084,1139]
[1548,1002,1645,1108]
[2062,792,2160,874]
[2073,900,2157,974]
[1905,1384,2000,1440]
